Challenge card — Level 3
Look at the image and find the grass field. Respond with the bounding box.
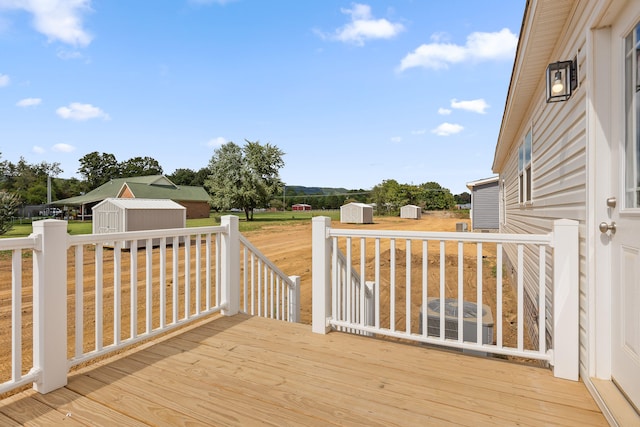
[3,210,343,238]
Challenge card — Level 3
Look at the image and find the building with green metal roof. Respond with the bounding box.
[54,175,211,219]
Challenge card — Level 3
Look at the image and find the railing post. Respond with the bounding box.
[363,281,376,337]
[32,219,68,393]
[288,275,300,323]
[364,281,375,327]
[221,215,240,316]
[312,216,332,333]
[551,219,579,380]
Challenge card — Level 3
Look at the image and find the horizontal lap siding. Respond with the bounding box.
[501,44,587,368]
[178,201,211,219]
[472,182,499,229]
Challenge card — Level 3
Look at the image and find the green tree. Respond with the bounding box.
[78,152,119,190]
[419,182,455,210]
[205,140,284,221]
[454,192,471,204]
[53,177,88,200]
[120,156,163,177]
[168,167,209,186]
[325,194,343,209]
[169,168,197,186]
[0,191,20,234]
[371,179,404,215]
[0,155,62,203]
[78,152,165,190]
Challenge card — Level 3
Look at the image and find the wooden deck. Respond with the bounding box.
[0,314,606,426]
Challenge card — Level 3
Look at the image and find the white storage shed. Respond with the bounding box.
[92,198,186,248]
[400,204,422,220]
[340,202,373,224]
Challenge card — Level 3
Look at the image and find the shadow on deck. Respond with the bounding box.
[0,314,606,426]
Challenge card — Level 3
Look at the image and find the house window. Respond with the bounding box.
[624,22,640,208]
[518,130,532,204]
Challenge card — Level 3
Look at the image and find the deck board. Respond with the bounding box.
[0,314,607,426]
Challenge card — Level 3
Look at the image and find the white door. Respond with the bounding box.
[609,17,640,411]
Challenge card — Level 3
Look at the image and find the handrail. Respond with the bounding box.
[239,234,295,288]
[313,216,579,380]
[68,225,227,246]
[0,235,38,251]
[0,215,299,396]
[329,228,552,244]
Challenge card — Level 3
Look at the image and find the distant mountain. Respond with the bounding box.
[285,186,352,195]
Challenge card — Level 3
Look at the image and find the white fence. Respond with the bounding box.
[0,215,299,395]
[312,216,579,380]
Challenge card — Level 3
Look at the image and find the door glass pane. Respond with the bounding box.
[624,23,640,208]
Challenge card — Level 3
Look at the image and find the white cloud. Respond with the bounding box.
[317,3,404,46]
[207,136,227,147]
[390,136,402,143]
[411,129,426,135]
[56,102,110,120]
[0,0,93,46]
[32,145,45,154]
[451,98,489,114]
[16,97,42,107]
[437,108,451,115]
[52,143,75,152]
[398,28,517,71]
[56,48,83,60]
[0,73,9,87]
[431,122,463,136]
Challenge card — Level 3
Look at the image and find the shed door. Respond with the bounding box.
[608,19,640,411]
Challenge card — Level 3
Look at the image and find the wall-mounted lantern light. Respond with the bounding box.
[546,58,577,103]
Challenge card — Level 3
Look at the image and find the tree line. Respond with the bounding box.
[0,141,471,226]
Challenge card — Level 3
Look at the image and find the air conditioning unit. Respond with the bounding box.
[456,222,468,232]
[420,297,494,344]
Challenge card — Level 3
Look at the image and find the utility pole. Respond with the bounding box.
[47,175,51,205]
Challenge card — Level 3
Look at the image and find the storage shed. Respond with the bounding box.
[466,177,499,231]
[340,202,373,224]
[400,204,422,220]
[92,198,186,248]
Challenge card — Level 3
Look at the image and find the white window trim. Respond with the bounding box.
[518,129,533,205]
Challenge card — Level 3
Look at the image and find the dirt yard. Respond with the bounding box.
[241,212,515,335]
[1,212,528,394]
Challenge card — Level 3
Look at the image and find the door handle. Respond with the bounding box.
[599,221,616,234]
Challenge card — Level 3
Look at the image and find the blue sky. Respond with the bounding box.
[0,0,524,194]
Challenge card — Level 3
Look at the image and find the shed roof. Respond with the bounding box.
[54,175,209,206]
[93,198,186,211]
[342,202,372,208]
[466,176,499,190]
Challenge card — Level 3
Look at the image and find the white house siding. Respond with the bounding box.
[498,15,591,375]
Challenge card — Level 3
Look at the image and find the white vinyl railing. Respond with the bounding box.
[312,216,579,381]
[0,215,299,396]
[239,235,300,322]
[333,247,374,335]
